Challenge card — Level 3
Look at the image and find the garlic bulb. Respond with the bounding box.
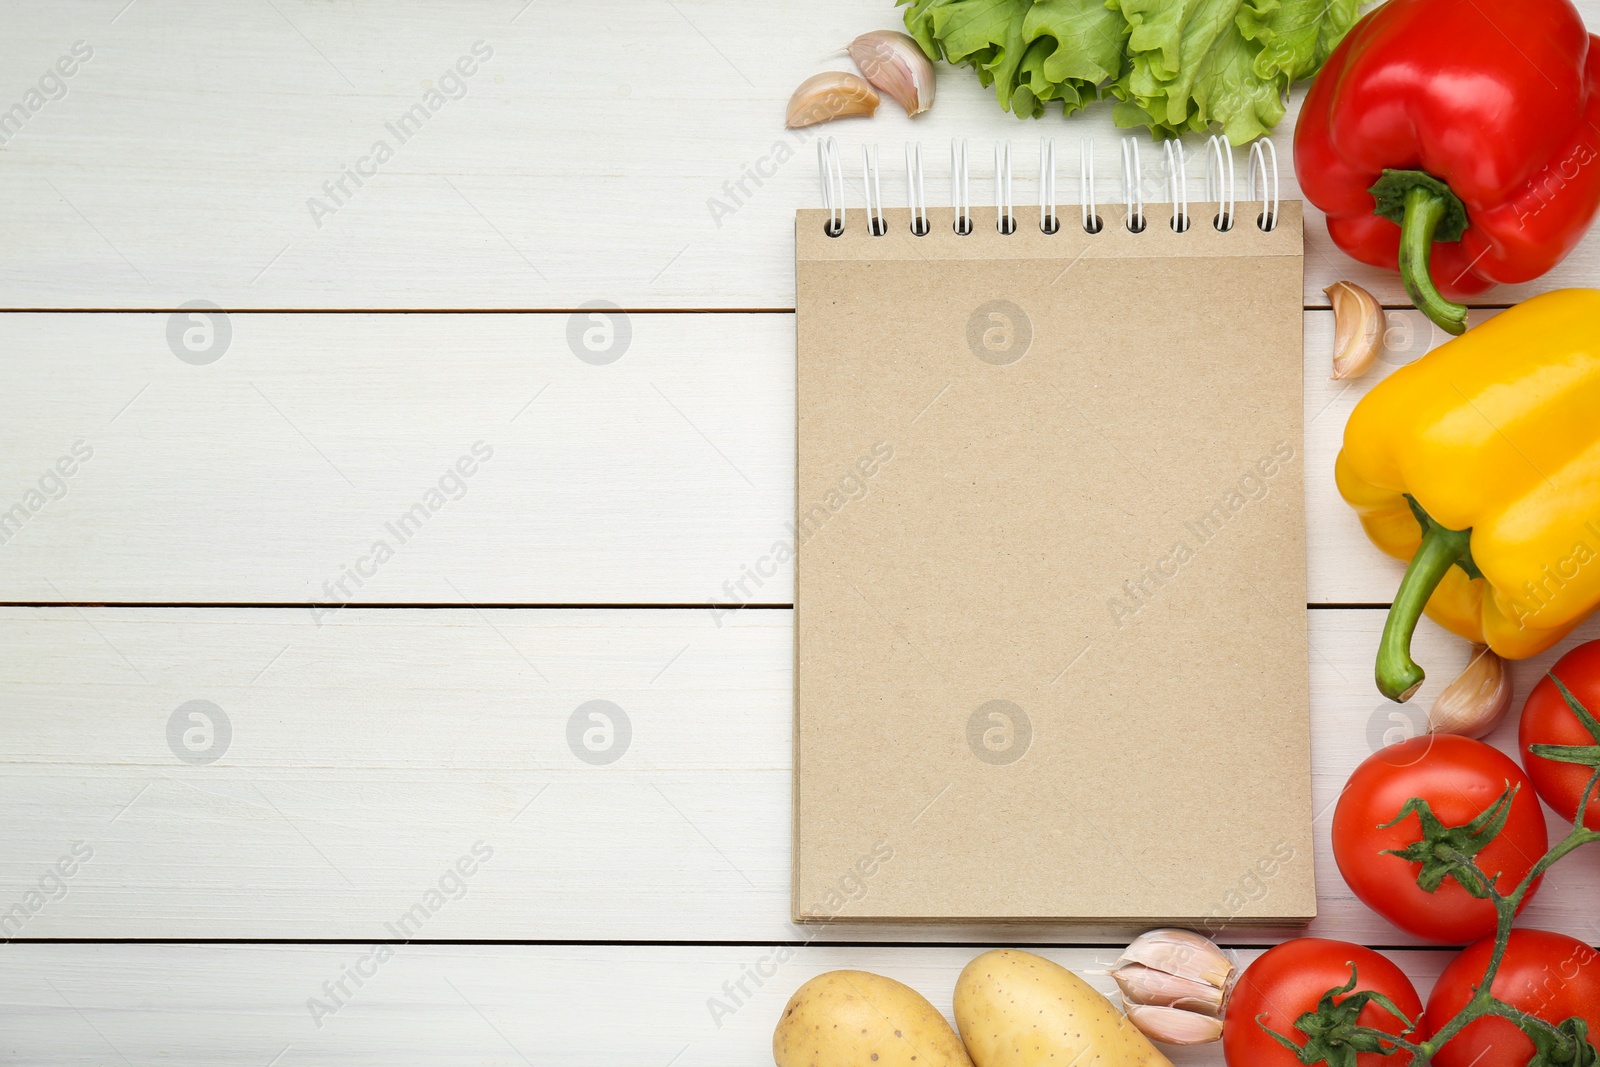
[786,71,881,129]
[1326,280,1384,380]
[1125,1003,1225,1045]
[1430,645,1513,738]
[847,30,935,116]
[1117,928,1232,990]
[1113,929,1232,1045]
[1111,964,1224,1012]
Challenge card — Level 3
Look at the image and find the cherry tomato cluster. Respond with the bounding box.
[1220,642,1600,1067]
[1225,933,1600,1067]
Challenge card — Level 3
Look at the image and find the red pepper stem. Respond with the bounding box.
[1377,520,1474,702]
[1399,185,1470,336]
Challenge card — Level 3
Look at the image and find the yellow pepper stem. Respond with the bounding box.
[1377,518,1476,702]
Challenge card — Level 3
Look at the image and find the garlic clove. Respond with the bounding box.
[1430,645,1513,739]
[786,71,880,129]
[1117,928,1233,990]
[1110,963,1224,1015]
[1124,1003,1225,1046]
[847,30,935,117]
[1326,280,1384,380]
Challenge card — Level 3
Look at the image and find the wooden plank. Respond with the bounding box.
[0,943,1455,1065]
[0,312,793,604]
[0,309,1443,605]
[4,605,1598,943]
[1,1,1597,309]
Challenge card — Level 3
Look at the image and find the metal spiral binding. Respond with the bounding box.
[994,141,1015,235]
[1040,138,1059,235]
[1164,140,1190,233]
[862,144,886,236]
[1080,141,1102,234]
[816,137,844,237]
[951,138,972,235]
[812,135,1278,237]
[1205,135,1235,232]
[1121,138,1146,233]
[1248,139,1279,232]
[906,142,929,236]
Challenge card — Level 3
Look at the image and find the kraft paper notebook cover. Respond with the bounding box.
[793,142,1316,924]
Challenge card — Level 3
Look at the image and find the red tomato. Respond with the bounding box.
[1223,939,1423,1067]
[1426,929,1600,1067]
[1332,735,1547,943]
[1520,641,1600,828]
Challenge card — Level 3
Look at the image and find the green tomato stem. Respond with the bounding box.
[1407,824,1600,1063]
[1484,1000,1575,1046]
[1578,765,1600,832]
[1345,1026,1425,1057]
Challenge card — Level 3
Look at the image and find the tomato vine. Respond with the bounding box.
[1261,676,1600,1066]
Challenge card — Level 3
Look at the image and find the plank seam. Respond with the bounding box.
[0,601,794,610]
[0,937,1479,952]
[0,304,1520,315]
[0,602,1384,610]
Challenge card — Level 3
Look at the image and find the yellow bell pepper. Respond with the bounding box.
[1336,288,1600,701]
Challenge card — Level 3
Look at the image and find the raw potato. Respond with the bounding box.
[774,970,974,1067]
[954,950,1175,1067]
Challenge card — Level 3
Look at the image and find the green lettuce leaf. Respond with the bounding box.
[899,0,1359,145]
[902,0,1127,119]
[1241,0,1362,83]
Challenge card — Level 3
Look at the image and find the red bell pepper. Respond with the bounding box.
[1295,0,1600,334]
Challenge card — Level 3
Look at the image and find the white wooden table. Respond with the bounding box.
[5,1,1600,1062]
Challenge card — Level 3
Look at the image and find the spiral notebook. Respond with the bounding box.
[793,140,1316,925]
